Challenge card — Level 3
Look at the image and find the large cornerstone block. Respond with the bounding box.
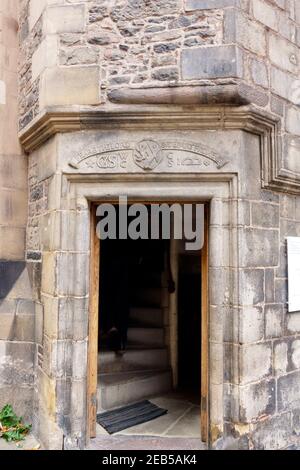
[39,66,100,107]
[182,45,243,80]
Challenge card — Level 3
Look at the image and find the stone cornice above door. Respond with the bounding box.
[19,103,299,194]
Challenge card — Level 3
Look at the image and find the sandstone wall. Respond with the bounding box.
[16,0,300,449]
[0,0,34,421]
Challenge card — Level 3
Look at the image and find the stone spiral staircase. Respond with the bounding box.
[97,267,173,411]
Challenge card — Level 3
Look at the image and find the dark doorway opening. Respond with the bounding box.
[96,203,205,439]
[177,253,202,401]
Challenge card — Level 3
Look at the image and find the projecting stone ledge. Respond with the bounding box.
[108,82,268,107]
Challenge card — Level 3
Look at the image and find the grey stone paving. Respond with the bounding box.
[89,393,207,451]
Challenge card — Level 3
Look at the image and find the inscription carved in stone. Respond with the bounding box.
[69,139,229,172]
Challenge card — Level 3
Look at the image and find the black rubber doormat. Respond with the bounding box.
[97,400,168,434]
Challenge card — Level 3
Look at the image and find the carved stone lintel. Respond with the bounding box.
[69,138,230,173]
[18,104,297,193]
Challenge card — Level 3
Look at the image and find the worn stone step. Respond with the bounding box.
[98,369,173,411]
[131,287,161,308]
[98,348,169,373]
[129,307,164,327]
[127,327,165,347]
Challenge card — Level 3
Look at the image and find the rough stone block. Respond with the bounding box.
[0,262,29,299]
[61,209,90,253]
[274,278,287,305]
[253,0,278,30]
[58,297,88,341]
[251,202,279,228]
[0,299,17,314]
[72,341,88,380]
[14,314,35,342]
[239,269,264,305]
[182,45,243,80]
[239,228,279,268]
[251,413,292,450]
[287,312,300,335]
[236,12,266,55]
[43,337,73,379]
[209,267,230,306]
[0,341,34,386]
[240,342,272,384]
[239,306,264,343]
[291,339,300,371]
[280,194,296,219]
[40,66,100,107]
[44,5,86,35]
[0,385,33,423]
[265,269,275,303]
[292,408,300,436]
[32,35,58,81]
[42,295,58,339]
[250,58,269,89]
[274,340,288,376]
[186,0,237,9]
[57,253,89,297]
[239,379,275,423]
[265,304,283,339]
[277,371,300,412]
[29,0,46,31]
[0,314,15,340]
[286,107,300,136]
[35,302,44,345]
[0,227,25,261]
[269,33,299,75]
[271,66,299,103]
[41,252,56,296]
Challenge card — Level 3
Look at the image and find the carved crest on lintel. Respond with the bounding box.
[69,139,229,172]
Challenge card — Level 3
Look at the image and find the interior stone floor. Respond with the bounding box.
[89,391,207,451]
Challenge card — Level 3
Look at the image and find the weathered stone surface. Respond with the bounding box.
[287,312,300,335]
[251,413,292,450]
[235,12,267,55]
[32,35,58,81]
[44,5,86,35]
[182,45,243,80]
[239,269,264,305]
[251,202,279,228]
[11,0,300,453]
[286,107,300,136]
[278,371,300,412]
[240,343,272,384]
[265,269,275,303]
[186,0,237,9]
[239,306,264,343]
[265,304,283,339]
[253,0,278,31]
[271,66,299,102]
[250,58,269,88]
[151,67,179,81]
[239,229,279,267]
[40,66,100,107]
[239,379,275,423]
[0,262,25,298]
[269,33,299,75]
[0,342,34,386]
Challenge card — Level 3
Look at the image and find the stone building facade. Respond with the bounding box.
[0,0,300,450]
